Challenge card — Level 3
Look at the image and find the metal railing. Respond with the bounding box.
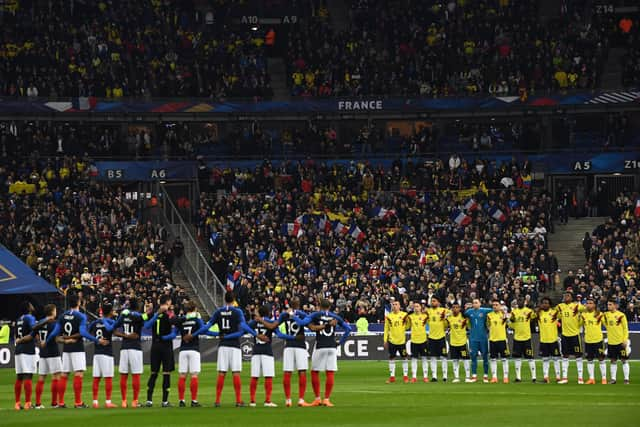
[157,184,225,313]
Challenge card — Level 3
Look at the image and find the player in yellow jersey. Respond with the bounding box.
[406,303,429,383]
[580,298,606,384]
[556,292,586,384]
[509,299,537,382]
[447,302,470,383]
[487,300,510,383]
[603,299,630,384]
[383,301,408,383]
[536,297,561,383]
[425,296,451,382]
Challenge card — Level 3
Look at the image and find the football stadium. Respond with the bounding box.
[1,1,640,425]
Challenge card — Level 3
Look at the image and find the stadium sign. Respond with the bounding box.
[337,100,384,111]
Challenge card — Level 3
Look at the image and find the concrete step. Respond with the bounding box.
[601,48,626,90]
[549,217,606,279]
[173,267,210,319]
[267,57,290,101]
[327,0,350,32]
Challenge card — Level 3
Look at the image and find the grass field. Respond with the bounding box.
[1,361,639,426]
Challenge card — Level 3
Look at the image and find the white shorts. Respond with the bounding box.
[251,354,275,378]
[93,354,114,378]
[283,347,308,372]
[62,352,86,373]
[119,349,143,374]
[311,348,338,372]
[38,356,62,375]
[217,346,242,372]
[178,350,201,374]
[15,354,37,375]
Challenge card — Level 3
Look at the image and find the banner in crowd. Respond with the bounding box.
[2,333,640,368]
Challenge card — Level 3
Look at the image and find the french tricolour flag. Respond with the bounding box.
[348,224,365,242]
[333,221,349,235]
[371,207,395,219]
[419,250,427,265]
[226,272,238,291]
[635,199,640,217]
[489,206,507,222]
[316,215,332,233]
[463,198,478,212]
[281,223,303,238]
[451,209,471,226]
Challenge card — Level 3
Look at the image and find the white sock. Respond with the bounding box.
[502,359,509,378]
[422,357,429,378]
[553,358,561,378]
[106,400,111,404]
[389,360,396,377]
[411,358,418,379]
[600,360,607,380]
[452,360,460,379]
[576,358,583,379]
[529,360,537,380]
[463,359,471,378]
[441,357,448,379]
[402,359,408,377]
[92,400,98,404]
[587,361,595,379]
[610,362,618,381]
[430,358,438,379]
[491,359,498,378]
[543,358,550,378]
[622,361,629,381]
[562,358,569,378]
[515,359,522,379]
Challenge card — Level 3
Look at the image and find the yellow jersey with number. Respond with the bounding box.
[581,311,604,344]
[537,308,559,343]
[487,311,508,342]
[557,302,585,337]
[603,311,629,345]
[425,307,450,340]
[407,313,428,344]
[510,307,535,341]
[447,313,468,346]
[384,311,408,345]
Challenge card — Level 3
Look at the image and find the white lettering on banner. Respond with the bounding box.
[0,348,10,365]
[150,169,166,179]
[358,340,368,357]
[337,100,383,111]
[106,169,123,179]
[337,339,368,358]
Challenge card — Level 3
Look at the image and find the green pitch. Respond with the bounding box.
[1,361,639,426]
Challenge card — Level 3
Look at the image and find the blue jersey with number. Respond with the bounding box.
[89,319,114,356]
[113,311,144,350]
[15,314,36,355]
[278,311,306,348]
[211,306,245,348]
[301,311,350,349]
[248,320,274,356]
[175,315,205,352]
[59,311,88,353]
[37,319,60,358]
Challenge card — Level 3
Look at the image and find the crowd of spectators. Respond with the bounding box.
[288,0,607,97]
[567,193,640,321]
[620,15,640,88]
[0,0,272,99]
[0,159,190,317]
[197,157,556,322]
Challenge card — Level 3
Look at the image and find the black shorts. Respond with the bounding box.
[150,343,175,372]
[489,340,510,358]
[388,343,407,358]
[512,339,534,359]
[607,343,629,360]
[584,342,605,360]
[561,335,582,357]
[449,344,469,360]
[410,341,428,358]
[428,338,447,357]
[539,342,560,357]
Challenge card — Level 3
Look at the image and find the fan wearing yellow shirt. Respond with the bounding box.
[406,303,429,383]
[509,300,537,382]
[447,302,470,383]
[425,296,450,382]
[536,297,561,383]
[383,301,408,383]
[556,292,586,384]
[580,298,606,384]
[487,300,510,383]
[603,299,630,384]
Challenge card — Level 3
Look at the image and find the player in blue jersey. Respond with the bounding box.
[193,292,257,407]
[88,304,116,408]
[293,299,351,407]
[464,298,492,383]
[14,301,37,410]
[247,305,296,407]
[33,304,62,409]
[47,293,105,408]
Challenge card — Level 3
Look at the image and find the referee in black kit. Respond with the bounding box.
[143,295,175,407]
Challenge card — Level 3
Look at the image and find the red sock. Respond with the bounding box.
[58,376,67,404]
[178,377,186,401]
[92,378,100,401]
[232,374,242,403]
[120,374,128,401]
[298,371,307,400]
[325,371,335,399]
[24,379,32,404]
[51,378,58,406]
[283,372,292,400]
[105,378,113,401]
[190,377,198,401]
[132,374,141,401]
[311,371,321,399]
[14,379,22,404]
[215,373,225,404]
[36,379,45,405]
[249,377,258,403]
[265,377,273,403]
[73,376,83,405]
